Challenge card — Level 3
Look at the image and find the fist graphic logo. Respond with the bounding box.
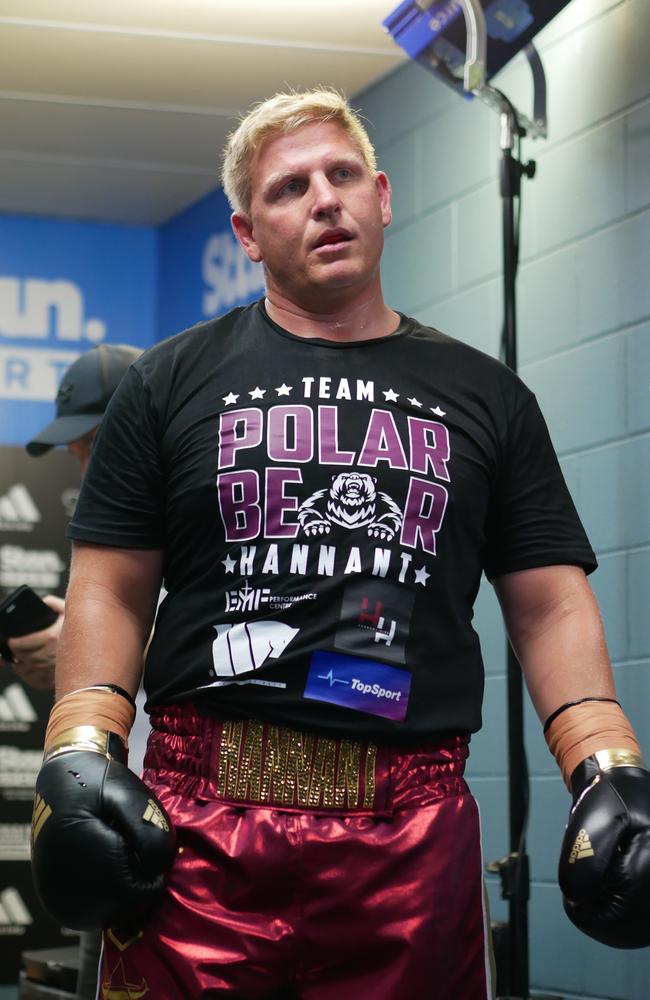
[212,621,299,676]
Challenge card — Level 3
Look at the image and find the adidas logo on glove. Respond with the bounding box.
[568,827,594,863]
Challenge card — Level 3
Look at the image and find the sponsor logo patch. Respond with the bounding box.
[335,579,414,664]
[304,651,411,722]
[211,620,299,676]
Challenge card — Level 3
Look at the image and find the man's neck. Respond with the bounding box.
[264,289,400,343]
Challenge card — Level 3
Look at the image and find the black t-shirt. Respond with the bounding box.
[68,301,596,742]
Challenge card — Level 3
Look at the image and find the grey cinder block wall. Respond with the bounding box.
[356,1,650,997]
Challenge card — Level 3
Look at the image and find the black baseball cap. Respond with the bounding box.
[26,343,143,456]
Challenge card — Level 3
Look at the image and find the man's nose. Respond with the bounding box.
[311,176,341,216]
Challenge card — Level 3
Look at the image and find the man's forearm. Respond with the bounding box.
[495,565,616,723]
[56,585,146,699]
[55,543,162,701]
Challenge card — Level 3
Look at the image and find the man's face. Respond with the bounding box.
[67,428,97,478]
[232,121,392,310]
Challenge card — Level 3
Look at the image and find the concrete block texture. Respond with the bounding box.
[356,1,650,996]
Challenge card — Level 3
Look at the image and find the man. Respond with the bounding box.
[31,90,650,999]
[8,344,143,1000]
[1,344,143,689]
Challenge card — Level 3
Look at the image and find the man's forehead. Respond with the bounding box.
[252,121,364,178]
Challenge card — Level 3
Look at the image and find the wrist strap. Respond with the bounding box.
[45,686,136,755]
[544,699,641,789]
[543,696,619,734]
[74,684,137,710]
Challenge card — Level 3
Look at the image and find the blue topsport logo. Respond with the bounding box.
[304,651,411,722]
[349,677,404,703]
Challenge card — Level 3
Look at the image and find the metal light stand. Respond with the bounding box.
[446,22,561,1000]
[383,4,562,996]
[486,81,540,1000]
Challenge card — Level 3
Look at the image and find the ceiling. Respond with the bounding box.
[0,1,404,226]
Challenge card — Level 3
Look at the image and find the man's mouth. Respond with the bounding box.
[313,229,353,250]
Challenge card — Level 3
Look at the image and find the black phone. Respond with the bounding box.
[0,585,60,661]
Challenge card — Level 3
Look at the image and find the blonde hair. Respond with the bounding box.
[221,88,377,214]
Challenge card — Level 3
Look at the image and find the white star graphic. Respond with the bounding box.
[249,386,266,399]
[430,405,446,417]
[407,397,423,408]
[275,383,292,396]
[222,555,237,573]
[222,392,239,405]
[383,388,399,402]
[414,566,430,586]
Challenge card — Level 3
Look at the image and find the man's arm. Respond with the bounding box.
[493,563,615,722]
[494,563,650,950]
[56,541,163,699]
[31,539,175,933]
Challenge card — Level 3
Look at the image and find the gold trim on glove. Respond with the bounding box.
[594,748,647,771]
[43,725,125,764]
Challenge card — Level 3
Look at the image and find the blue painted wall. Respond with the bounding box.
[357,0,650,996]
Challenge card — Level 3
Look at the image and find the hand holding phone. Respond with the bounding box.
[0,585,61,662]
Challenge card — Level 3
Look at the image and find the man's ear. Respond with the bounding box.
[231,212,263,263]
[375,171,393,229]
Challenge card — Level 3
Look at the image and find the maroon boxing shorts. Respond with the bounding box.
[100,705,495,999]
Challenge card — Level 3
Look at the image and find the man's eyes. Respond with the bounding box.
[276,179,304,198]
[274,167,356,198]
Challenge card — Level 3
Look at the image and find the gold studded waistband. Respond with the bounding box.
[147,706,472,817]
[214,719,381,814]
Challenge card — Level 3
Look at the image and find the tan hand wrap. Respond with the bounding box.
[44,687,136,755]
[545,699,642,788]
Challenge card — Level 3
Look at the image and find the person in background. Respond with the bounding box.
[30,90,650,999]
[1,344,143,689]
[3,344,143,1000]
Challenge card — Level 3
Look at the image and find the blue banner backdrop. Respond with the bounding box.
[157,187,264,343]
[0,213,158,447]
[0,190,265,448]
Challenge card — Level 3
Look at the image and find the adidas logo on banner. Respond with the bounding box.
[0,887,33,932]
[0,683,37,732]
[569,828,595,864]
[0,485,40,532]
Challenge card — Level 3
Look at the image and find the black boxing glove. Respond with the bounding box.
[558,749,650,949]
[31,687,176,932]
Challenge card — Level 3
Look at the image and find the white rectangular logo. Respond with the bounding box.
[0,347,79,401]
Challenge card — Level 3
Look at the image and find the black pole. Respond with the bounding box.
[500,103,535,999]
[491,99,564,1000]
